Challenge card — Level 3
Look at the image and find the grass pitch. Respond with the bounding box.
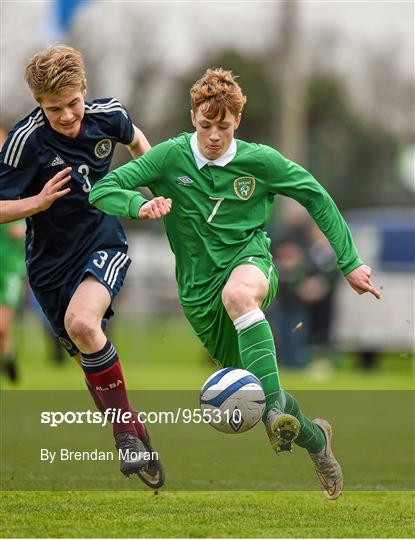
[1,314,414,538]
[1,491,414,538]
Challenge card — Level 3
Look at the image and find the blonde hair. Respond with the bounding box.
[190,68,247,121]
[25,44,86,102]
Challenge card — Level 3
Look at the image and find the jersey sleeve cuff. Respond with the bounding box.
[341,257,364,276]
[129,193,148,219]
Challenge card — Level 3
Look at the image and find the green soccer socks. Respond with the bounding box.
[234,309,325,453]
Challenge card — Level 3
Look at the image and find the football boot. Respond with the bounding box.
[309,418,343,500]
[115,432,149,476]
[265,409,301,454]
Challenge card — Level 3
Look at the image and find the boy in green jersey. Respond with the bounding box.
[0,221,26,382]
[90,69,380,499]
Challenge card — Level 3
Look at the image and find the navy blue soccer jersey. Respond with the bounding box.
[0,98,134,290]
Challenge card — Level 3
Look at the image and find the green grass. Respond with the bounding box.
[1,314,414,537]
[4,313,414,391]
[1,491,414,538]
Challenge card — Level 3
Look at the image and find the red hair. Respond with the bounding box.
[190,68,247,121]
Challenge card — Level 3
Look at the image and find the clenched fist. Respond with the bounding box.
[138,197,172,220]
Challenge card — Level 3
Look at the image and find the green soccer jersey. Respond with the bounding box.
[0,222,25,276]
[90,133,362,305]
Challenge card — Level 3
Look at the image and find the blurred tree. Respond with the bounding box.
[272,0,307,165]
[306,75,405,208]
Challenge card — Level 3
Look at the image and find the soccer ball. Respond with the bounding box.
[200,368,266,434]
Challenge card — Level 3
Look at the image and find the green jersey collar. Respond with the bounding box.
[190,132,237,170]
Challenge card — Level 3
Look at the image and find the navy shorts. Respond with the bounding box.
[32,248,131,356]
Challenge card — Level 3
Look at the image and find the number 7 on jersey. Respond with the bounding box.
[207,197,224,223]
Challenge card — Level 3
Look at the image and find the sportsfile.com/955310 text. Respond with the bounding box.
[40,408,241,427]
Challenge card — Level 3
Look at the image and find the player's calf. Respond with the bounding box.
[83,362,165,489]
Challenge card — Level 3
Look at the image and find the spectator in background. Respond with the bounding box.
[305,224,338,357]
[270,209,310,368]
[269,205,337,370]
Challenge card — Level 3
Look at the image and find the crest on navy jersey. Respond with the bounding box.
[234,176,255,200]
[94,139,112,158]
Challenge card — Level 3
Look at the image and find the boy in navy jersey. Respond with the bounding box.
[0,45,171,488]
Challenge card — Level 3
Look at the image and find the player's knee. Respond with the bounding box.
[64,311,97,346]
[222,283,253,318]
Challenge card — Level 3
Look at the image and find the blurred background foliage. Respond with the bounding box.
[2,1,413,212]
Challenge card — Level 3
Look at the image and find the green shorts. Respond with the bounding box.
[0,270,24,309]
[182,254,278,368]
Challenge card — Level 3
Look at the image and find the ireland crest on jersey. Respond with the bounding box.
[234,176,255,200]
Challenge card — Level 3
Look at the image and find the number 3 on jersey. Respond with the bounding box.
[79,164,91,193]
[207,197,224,223]
[93,250,108,269]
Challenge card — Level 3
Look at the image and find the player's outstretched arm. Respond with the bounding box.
[345,264,381,299]
[127,125,151,158]
[0,167,71,224]
[138,197,172,220]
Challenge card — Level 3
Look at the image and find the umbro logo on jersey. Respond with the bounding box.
[178,176,194,186]
[51,155,64,166]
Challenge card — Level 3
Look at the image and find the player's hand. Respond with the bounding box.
[345,264,380,299]
[36,167,72,211]
[138,197,172,220]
